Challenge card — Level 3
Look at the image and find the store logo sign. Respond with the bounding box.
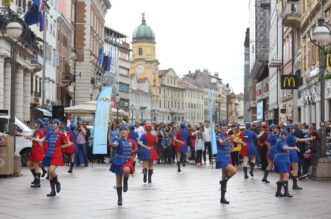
[281,75,299,89]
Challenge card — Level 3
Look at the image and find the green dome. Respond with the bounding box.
[132,15,155,42]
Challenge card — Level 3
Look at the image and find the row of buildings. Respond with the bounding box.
[0,0,244,125]
[244,0,331,126]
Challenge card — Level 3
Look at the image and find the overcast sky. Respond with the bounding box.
[105,0,249,93]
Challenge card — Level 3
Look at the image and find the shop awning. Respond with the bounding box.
[36,107,52,117]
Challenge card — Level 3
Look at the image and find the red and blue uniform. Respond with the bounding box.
[110,138,135,174]
[63,131,75,154]
[268,133,279,160]
[244,130,258,157]
[175,129,190,153]
[215,131,232,169]
[139,133,159,160]
[239,132,248,157]
[42,130,67,167]
[29,128,45,162]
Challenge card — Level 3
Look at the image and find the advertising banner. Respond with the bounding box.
[208,89,217,155]
[92,86,112,154]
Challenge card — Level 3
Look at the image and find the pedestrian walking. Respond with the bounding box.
[138,124,159,183]
[215,120,237,204]
[274,130,300,198]
[110,126,136,206]
[173,122,190,172]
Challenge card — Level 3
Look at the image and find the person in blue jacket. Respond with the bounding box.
[216,120,237,204]
[243,122,265,177]
[274,130,301,197]
[262,124,280,183]
[110,126,135,206]
[287,124,314,190]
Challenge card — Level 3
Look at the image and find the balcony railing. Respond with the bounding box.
[283,2,301,27]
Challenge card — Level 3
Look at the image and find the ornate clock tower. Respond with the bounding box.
[130,13,159,95]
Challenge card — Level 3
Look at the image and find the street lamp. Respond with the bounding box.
[7,21,23,138]
[309,16,331,157]
[115,93,120,125]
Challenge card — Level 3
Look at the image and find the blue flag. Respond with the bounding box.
[208,89,217,155]
[98,48,104,65]
[24,0,44,31]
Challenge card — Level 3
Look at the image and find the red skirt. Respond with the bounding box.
[50,156,64,166]
[63,143,75,154]
[122,157,135,174]
[240,143,248,157]
[29,145,44,162]
[150,147,160,160]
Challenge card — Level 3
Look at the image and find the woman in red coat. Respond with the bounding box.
[63,124,76,173]
[25,119,45,188]
[36,119,71,197]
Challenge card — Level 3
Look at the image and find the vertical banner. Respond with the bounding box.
[93,86,112,154]
[98,48,104,66]
[208,89,217,155]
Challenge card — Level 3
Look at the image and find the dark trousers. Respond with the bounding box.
[162,147,172,164]
[231,151,240,166]
[203,142,212,163]
[196,150,203,164]
[259,145,268,170]
[190,146,196,160]
[76,143,88,166]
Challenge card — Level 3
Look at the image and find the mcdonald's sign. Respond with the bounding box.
[281,75,299,89]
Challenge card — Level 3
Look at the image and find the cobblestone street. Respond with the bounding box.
[1,163,331,219]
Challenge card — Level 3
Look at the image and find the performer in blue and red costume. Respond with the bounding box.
[215,120,237,204]
[110,126,136,206]
[128,124,139,170]
[139,124,159,183]
[173,122,190,172]
[36,119,71,197]
[63,124,76,173]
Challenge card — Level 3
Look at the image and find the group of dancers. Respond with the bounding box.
[21,117,318,206]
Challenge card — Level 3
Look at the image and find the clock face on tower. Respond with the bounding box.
[136,64,144,74]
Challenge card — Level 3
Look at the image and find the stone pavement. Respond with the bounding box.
[0,162,331,219]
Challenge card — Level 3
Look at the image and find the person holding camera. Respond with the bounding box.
[75,121,88,167]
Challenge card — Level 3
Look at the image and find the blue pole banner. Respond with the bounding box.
[93,86,112,154]
[98,48,104,66]
[208,89,217,155]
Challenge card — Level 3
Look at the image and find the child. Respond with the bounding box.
[161,130,172,164]
[195,132,204,165]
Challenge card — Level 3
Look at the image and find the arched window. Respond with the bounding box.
[139,48,143,56]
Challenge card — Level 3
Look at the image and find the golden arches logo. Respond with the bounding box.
[283,77,296,88]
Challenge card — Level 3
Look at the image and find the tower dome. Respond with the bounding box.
[132,13,155,42]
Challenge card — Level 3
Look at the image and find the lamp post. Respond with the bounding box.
[308,16,331,157]
[115,93,120,125]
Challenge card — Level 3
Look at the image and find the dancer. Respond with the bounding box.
[173,123,190,172]
[37,119,71,197]
[287,125,314,190]
[262,124,280,183]
[128,125,139,169]
[243,122,265,177]
[64,124,76,173]
[274,130,300,198]
[239,126,249,179]
[215,120,237,204]
[20,119,45,188]
[230,125,243,170]
[110,126,135,206]
[138,124,159,183]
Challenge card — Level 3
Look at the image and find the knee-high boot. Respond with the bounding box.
[143,168,147,183]
[148,169,153,183]
[123,176,129,192]
[249,162,255,177]
[275,181,282,197]
[262,170,270,183]
[30,169,36,185]
[117,187,123,206]
[47,178,56,197]
[220,180,229,204]
[292,177,302,190]
[243,167,249,179]
[53,176,61,193]
[283,181,293,197]
[68,162,74,173]
[31,173,41,188]
[177,161,181,172]
[40,163,47,178]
